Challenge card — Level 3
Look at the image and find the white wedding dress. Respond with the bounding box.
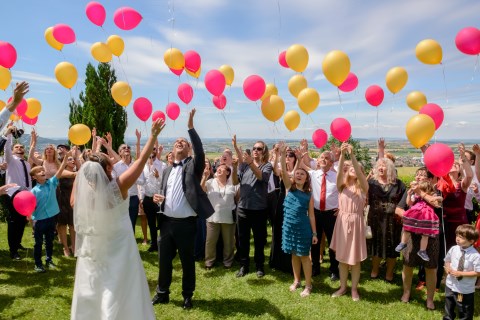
[71,162,155,320]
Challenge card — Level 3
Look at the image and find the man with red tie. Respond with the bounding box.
[302,150,339,280]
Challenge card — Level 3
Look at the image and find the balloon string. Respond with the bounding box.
[220,110,232,137]
[376,108,379,139]
[441,63,448,105]
[117,57,130,83]
[468,55,479,87]
[390,94,396,112]
[168,0,176,47]
[337,88,343,111]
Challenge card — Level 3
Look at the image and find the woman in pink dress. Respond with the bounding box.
[330,142,368,302]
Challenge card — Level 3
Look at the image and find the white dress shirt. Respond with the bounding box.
[465,165,480,210]
[140,159,166,198]
[308,168,338,210]
[0,108,12,133]
[164,160,196,218]
[5,135,31,196]
[112,159,145,196]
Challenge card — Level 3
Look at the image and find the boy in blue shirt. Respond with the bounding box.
[443,224,480,320]
[30,153,69,273]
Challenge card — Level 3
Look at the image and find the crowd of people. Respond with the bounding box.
[1,81,480,319]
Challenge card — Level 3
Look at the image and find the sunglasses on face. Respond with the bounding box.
[252,147,263,152]
[67,157,74,161]
[121,146,131,150]
[286,153,295,158]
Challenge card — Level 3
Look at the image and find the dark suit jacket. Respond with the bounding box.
[160,128,214,220]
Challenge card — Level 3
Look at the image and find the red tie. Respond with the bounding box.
[320,172,326,211]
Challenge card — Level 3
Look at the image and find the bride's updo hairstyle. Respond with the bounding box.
[88,153,113,180]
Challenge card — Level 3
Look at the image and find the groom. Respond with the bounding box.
[152,108,214,309]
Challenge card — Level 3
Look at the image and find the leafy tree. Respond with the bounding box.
[310,136,373,173]
[69,63,127,151]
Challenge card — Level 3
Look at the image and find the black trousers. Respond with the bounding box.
[311,208,339,276]
[128,195,140,233]
[236,207,267,270]
[156,216,197,298]
[143,196,159,248]
[443,286,475,320]
[5,194,27,256]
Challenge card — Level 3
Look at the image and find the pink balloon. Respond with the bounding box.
[312,129,328,148]
[166,102,180,121]
[7,97,27,116]
[455,27,480,55]
[13,191,37,216]
[114,7,143,30]
[169,68,184,76]
[86,2,106,27]
[133,97,153,121]
[243,75,266,101]
[184,50,201,73]
[52,24,76,44]
[278,51,289,68]
[177,83,193,105]
[22,115,38,126]
[213,94,227,110]
[365,85,384,107]
[330,118,351,142]
[0,41,17,69]
[419,103,444,130]
[152,111,166,123]
[338,72,359,92]
[424,143,455,177]
[205,70,226,96]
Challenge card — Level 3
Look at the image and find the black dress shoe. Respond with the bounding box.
[256,268,265,278]
[312,267,320,277]
[152,293,169,305]
[11,253,21,260]
[18,244,26,250]
[236,266,249,278]
[183,297,193,309]
[147,246,158,252]
[330,273,339,281]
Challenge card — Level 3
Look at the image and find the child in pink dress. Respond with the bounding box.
[395,180,441,261]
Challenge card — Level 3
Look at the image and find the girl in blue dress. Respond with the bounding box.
[279,143,318,297]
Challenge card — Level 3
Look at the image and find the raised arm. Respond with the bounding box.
[28,128,42,167]
[459,143,473,192]
[232,134,243,165]
[135,129,141,159]
[187,109,207,177]
[6,82,29,112]
[105,132,121,163]
[377,138,385,160]
[55,151,70,180]
[473,144,480,182]
[350,144,369,194]
[231,158,239,185]
[279,143,292,190]
[336,144,346,192]
[91,127,97,158]
[118,119,165,198]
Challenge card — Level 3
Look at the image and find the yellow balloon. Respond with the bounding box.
[10,113,20,121]
[107,35,125,57]
[0,100,5,111]
[406,91,427,111]
[297,88,320,115]
[68,124,92,145]
[218,65,234,85]
[416,39,442,65]
[261,95,285,122]
[91,42,112,63]
[0,66,11,90]
[405,114,435,148]
[284,110,301,132]
[164,48,184,70]
[261,83,278,101]
[386,66,408,94]
[44,27,64,51]
[25,98,42,118]
[322,50,350,86]
[186,66,201,78]
[111,81,132,107]
[55,62,78,89]
[286,44,309,72]
[288,74,308,98]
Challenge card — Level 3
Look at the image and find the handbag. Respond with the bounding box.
[364,204,373,239]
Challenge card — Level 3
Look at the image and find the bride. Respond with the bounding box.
[70,119,165,320]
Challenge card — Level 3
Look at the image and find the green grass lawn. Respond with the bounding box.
[0,222,478,320]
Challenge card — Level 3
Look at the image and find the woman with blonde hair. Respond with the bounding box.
[367,157,406,282]
[330,143,368,301]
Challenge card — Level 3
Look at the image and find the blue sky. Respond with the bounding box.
[1,0,480,142]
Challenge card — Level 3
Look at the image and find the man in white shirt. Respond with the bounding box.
[4,127,32,260]
[112,144,145,232]
[302,150,340,280]
[464,150,480,224]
